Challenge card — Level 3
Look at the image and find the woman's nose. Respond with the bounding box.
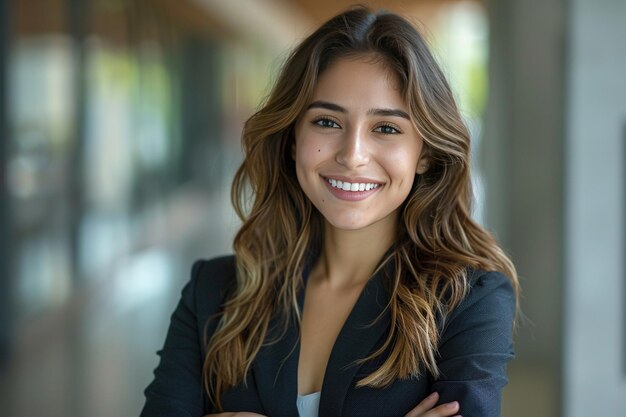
[335,126,370,168]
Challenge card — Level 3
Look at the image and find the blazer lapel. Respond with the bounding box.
[252,266,310,417]
[252,313,300,416]
[319,265,391,416]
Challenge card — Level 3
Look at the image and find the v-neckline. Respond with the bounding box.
[296,265,370,396]
[251,254,392,417]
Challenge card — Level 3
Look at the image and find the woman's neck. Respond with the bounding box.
[313,216,396,290]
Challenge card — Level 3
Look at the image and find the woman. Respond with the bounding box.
[141,6,519,417]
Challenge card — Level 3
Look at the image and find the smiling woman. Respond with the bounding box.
[141,6,519,417]
[294,57,427,232]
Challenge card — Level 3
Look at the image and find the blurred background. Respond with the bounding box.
[0,0,624,416]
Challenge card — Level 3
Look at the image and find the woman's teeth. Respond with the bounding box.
[327,178,380,192]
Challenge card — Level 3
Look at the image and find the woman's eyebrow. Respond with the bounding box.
[307,100,346,113]
[307,100,409,120]
[368,108,410,120]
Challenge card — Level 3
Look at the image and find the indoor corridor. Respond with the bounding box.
[1,1,624,416]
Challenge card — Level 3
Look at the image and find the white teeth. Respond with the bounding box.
[326,178,380,192]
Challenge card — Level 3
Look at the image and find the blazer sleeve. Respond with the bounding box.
[140,257,234,417]
[430,271,516,417]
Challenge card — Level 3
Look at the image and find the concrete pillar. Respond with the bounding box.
[485,0,626,415]
[563,0,626,415]
[483,0,565,415]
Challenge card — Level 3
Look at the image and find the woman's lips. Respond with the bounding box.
[321,176,383,201]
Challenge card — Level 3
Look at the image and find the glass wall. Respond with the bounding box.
[1,1,276,415]
[4,0,275,319]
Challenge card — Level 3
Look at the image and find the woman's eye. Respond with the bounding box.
[313,118,340,129]
[374,124,400,134]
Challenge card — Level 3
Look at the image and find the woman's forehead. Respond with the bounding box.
[310,56,407,112]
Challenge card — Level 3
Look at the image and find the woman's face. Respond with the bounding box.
[293,56,428,233]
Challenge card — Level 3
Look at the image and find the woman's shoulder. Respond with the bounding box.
[465,268,515,302]
[191,255,237,282]
[463,268,516,309]
[184,255,237,315]
[443,268,516,329]
[435,268,516,353]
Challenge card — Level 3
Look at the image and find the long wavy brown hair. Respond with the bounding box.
[203,6,519,410]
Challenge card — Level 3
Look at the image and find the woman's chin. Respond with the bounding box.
[323,216,374,232]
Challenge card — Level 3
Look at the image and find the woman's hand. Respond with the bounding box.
[404,392,461,417]
[203,413,266,417]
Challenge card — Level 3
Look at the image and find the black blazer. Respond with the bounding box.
[140,255,515,417]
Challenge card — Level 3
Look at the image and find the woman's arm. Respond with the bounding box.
[140,260,232,417]
[430,271,516,417]
[203,393,462,417]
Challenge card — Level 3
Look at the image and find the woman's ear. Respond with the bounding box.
[416,157,430,174]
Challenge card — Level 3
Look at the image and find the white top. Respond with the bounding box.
[297,391,321,417]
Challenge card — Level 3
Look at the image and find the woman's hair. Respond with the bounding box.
[203,6,519,410]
